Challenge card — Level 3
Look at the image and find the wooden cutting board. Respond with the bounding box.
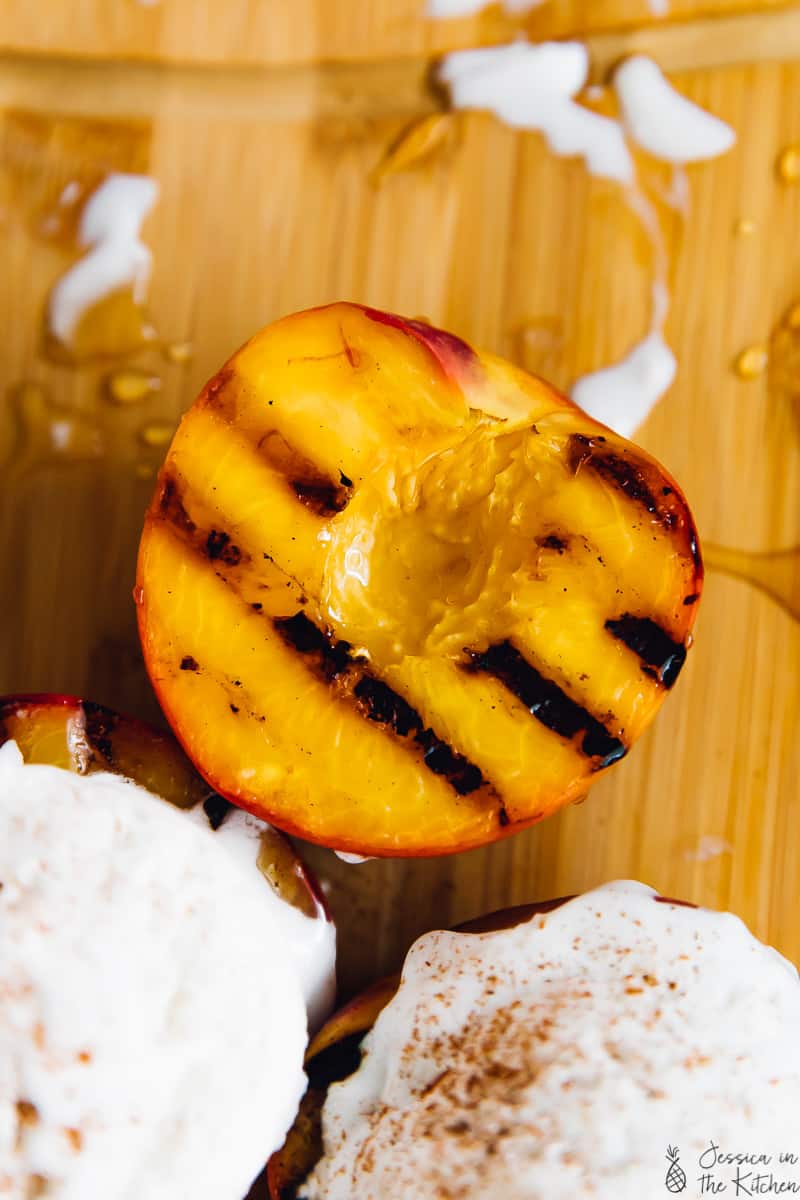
[1,1,798,996]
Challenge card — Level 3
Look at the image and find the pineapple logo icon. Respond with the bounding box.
[665,1145,687,1193]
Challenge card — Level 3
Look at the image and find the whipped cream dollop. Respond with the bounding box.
[303,880,800,1200]
[0,741,318,1200]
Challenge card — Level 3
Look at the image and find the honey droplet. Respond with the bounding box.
[768,299,800,426]
[776,145,800,183]
[104,368,161,406]
[138,421,174,448]
[132,585,145,605]
[733,217,756,236]
[733,344,768,379]
[45,287,157,366]
[5,379,103,470]
[370,113,455,185]
[163,340,193,365]
[785,302,800,330]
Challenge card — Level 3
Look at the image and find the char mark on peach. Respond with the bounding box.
[290,479,349,517]
[605,615,687,688]
[205,530,243,566]
[256,429,352,517]
[81,701,119,768]
[465,642,626,769]
[568,435,703,578]
[569,435,662,515]
[203,794,233,831]
[537,533,569,553]
[158,474,197,535]
[274,612,486,797]
[157,474,250,570]
[274,612,353,681]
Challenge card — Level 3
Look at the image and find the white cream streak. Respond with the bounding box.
[427,0,544,15]
[614,56,736,163]
[437,42,634,183]
[48,173,159,345]
[571,330,677,438]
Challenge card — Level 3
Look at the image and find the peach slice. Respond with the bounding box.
[136,303,702,857]
[0,693,330,926]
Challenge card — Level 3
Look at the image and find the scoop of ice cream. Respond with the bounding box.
[180,802,336,1034]
[303,880,800,1200]
[0,740,311,1200]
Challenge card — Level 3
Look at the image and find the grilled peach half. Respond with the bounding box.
[136,303,702,857]
[264,901,571,1200]
[0,692,330,933]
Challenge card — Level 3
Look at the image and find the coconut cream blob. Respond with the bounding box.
[47,172,158,346]
[302,880,800,1200]
[571,331,677,437]
[0,741,317,1200]
[437,42,634,183]
[181,802,337,1033]
[614,56,735,163]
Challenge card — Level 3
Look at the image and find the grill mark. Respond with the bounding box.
[354,677,485,797]
[157,473,256,578]
[605,615,687,689]
[353,675,419,737]
[257,429,352,517]
[274,612,487,798]
[274,612,353,681]
[199,371,354,518]
[466,642,626,770]
[203,794,233,831]
[205,530,243,565]
[81,701,118,767]
[538,533,569,553]
[157,475,197,535]
[569,435,660,514]
[567,434,703,588]
[199,367,236,415]
[290,479,346,516]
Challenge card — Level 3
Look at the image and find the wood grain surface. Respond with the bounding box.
[1,0,798,65]
[0,2,798,997]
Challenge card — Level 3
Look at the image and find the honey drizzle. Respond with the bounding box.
[704,542,800,624]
